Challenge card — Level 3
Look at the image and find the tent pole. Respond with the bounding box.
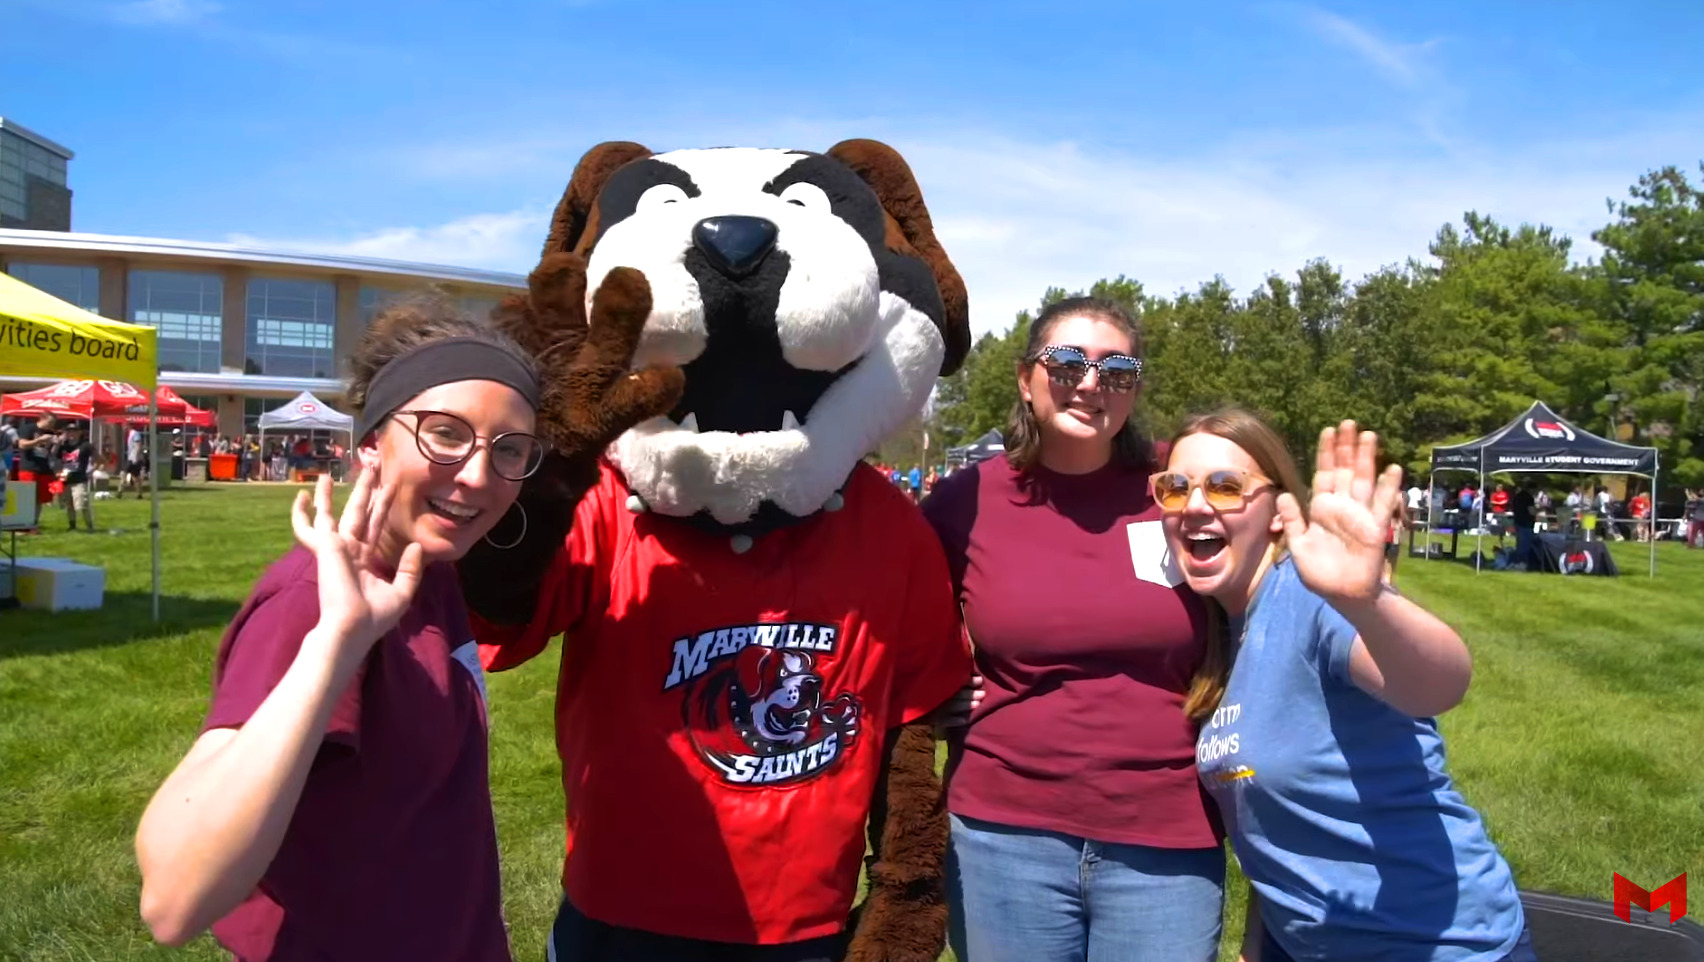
[1650,459,1659,578]
[148,390,160,623]
[1475,456,1484,574]
[1425,474,1434,560]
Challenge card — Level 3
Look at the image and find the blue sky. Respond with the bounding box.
[7,0,1704,337]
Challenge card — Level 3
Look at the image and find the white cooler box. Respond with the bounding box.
[0,558,106,611]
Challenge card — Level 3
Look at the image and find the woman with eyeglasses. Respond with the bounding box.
[922,297,1225,962]
[134,297,553,960]
[1155,408,1533,962]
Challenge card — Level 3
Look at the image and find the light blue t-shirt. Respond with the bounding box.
[1197,559,1524,962]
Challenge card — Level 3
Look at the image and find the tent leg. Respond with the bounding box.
[1650,462,1659,578]
[1475,466,1484,573]
[149,394,160,623]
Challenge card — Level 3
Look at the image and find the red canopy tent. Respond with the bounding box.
[2,378,186,420]
[105,385,214,429]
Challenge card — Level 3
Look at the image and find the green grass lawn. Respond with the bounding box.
[2,484,1700,961]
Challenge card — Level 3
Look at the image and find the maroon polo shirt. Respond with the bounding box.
[922,454,1222,849]
[199,546,510,962]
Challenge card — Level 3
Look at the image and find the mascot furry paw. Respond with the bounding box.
[459,139,971,962]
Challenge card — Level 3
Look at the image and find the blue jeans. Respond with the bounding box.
[946,813,1225,962]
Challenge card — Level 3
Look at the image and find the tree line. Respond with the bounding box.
[914,162,1704,496]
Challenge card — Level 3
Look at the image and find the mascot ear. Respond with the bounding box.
[544,141,655,257]
[826,138,971,377]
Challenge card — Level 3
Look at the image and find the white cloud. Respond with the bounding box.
[1298,6,1430,87]
[256,118,1704,341]
[109,0,220,24]
[226,209,546,274]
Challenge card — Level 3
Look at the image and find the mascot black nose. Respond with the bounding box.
[693,216,778,277]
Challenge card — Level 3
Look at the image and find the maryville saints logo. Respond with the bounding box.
[664,622,862,788]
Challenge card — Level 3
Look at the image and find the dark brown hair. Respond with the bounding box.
[345,293,542,431]
[1004,296,1152,473]
[1167,406,1312,723]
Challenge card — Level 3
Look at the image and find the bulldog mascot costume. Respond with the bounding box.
[457,139,973,962]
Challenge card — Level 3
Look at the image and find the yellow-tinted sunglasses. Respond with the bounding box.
[1149,469,1273,512]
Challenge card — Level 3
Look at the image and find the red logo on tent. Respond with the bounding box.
[1524,418,1576,441]
[300,403,317,413]
[46,379,95,398]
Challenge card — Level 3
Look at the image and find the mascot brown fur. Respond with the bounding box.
[459,139,969,962]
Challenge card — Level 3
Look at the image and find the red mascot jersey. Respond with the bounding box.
[471,460,970,945]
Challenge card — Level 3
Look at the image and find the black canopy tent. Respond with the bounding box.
[947,429,1006,467]
[1428,400,1660,576]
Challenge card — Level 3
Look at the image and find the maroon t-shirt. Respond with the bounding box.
[200,546,510,962]
[922,455,1222,849]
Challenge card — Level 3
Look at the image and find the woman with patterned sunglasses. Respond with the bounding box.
[923,297,1226,962]
[1156,407,1534,962]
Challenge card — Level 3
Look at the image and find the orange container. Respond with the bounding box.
[208,453,238,481]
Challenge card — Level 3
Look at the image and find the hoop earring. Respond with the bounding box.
[483,502,528,550]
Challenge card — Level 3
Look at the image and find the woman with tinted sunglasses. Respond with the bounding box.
[1157,408,1534,962]
[135,298,552,961]
[923,297,1225,962]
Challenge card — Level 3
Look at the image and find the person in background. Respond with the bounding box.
[925,296,1223,962]
[125,426,149,499]
[1489,483,1509,521]
[134,297,564,960]
[56,421,95,532]
[1156,409,1534,962]
[1383,487,1411,582]
[1686,488,1704,549]
[1629,488,1651,543]
[0,416,18,508]
[16,413,62,529]
[1510,478,1538,568]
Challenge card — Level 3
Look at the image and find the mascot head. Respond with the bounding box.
[542,139,970,534]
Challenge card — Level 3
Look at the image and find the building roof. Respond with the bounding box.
[0,228,527,289]
[0,372,348,399]
[0,118,75,160]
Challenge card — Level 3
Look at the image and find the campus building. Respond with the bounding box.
[0,117,74,231]
[0,114,527,438]
[0,230,526,438]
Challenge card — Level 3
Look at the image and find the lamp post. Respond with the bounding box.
[1602,392,1620,440]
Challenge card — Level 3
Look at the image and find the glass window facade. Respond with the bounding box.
[7,262,100,312]
[247,277,336,378]
[0,139,22,223]
[245,396,290,435]
[359,286,510,328]
[359,285,404,325]
[129,270,223,373]
[0,130,69,223]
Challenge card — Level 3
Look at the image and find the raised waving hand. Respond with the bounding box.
[291,472,424,660]
[1276,420,1404,604]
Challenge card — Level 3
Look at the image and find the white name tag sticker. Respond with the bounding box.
[1126,520,1185,588]
[450,640,490,707]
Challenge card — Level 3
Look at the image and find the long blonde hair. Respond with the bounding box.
[1170,407,1311,724]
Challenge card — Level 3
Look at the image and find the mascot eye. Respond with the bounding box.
[637,183,690,211]
[778,182,830,212]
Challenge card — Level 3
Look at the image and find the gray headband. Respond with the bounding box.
[355,336,541,441]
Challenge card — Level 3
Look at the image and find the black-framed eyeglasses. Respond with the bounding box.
[392,409,545,481]
[1032,345,1143,394]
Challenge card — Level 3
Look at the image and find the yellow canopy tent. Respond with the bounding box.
[0,272,164,620]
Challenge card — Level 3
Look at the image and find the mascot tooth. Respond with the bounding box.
[457,139,972,962]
